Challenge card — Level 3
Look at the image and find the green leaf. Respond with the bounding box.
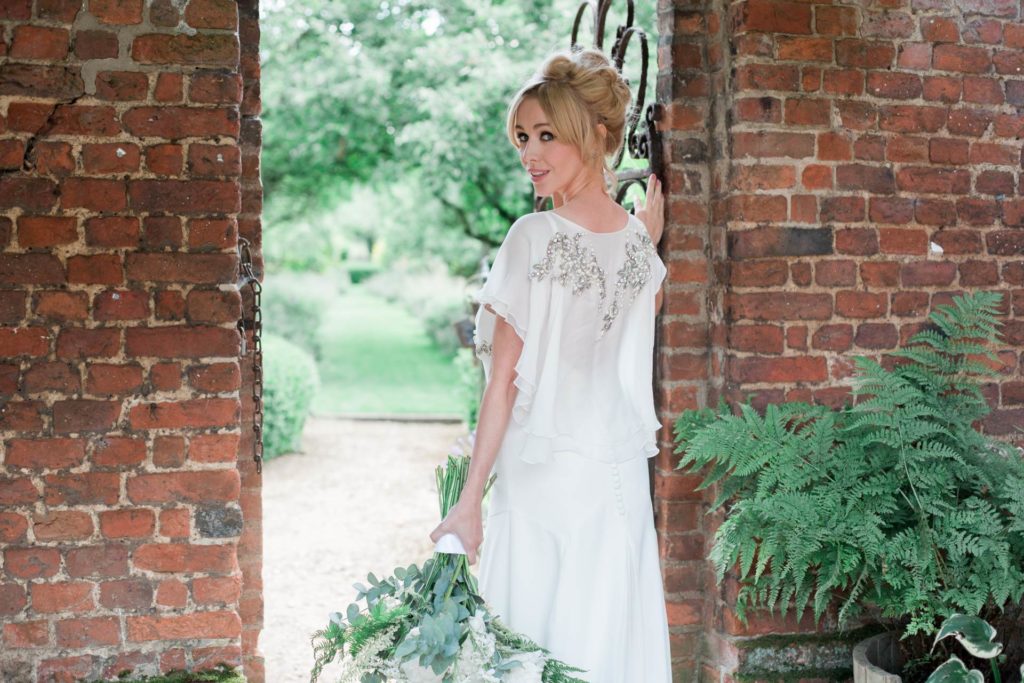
[924,656,984,683]
[933,614,1003,658]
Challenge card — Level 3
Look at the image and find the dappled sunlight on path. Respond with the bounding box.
[262,416,468,682]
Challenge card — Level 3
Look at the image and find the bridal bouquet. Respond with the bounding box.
[310,440,587,683]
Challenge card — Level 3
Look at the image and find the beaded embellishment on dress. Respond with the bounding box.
[528,232,608,302]
[601,230,657,336]
[528,226,658,338]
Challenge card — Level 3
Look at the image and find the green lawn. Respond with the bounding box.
[312,286,464,416]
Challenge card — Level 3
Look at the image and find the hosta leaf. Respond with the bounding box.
[933,614,1002,658]
[924,656,984,683]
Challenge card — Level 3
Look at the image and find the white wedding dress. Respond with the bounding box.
[470,210,672,683]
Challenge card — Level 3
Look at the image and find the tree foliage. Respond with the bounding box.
[259,0,658,272]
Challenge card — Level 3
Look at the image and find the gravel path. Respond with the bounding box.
[262,416,468,682]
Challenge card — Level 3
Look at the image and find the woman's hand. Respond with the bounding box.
[635,173,664,245]
[429,498,484,565]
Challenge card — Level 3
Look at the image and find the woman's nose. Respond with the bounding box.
[521,142,537,164]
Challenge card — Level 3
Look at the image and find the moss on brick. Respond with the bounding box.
[734,666,853,683]
[80,663,243,683]
[733,624,888,683]
[735,624,886,650]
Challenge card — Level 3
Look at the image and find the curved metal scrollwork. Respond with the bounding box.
[535,0,663,212]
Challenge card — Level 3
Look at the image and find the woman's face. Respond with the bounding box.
[514,96,592,199]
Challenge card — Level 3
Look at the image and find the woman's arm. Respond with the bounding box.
[429,306,524,565]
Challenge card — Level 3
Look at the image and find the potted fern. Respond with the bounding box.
[673,292,1024,682]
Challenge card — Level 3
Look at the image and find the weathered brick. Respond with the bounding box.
[65,544,129,578]
[86,363,145,395]
[125,326,239,358]
[132,543,238,574]
[0,512,29,544]
[726,292,833,320]
[0,326,50,357]
[93,289,149,321]
[0,477,40,506]
[0,583,28,617]
[728,227,832,259]
[92,436,146,467]
[34,290,88,321]
[836,291,888,318]
[32,510,94,541]
[127,610,241,642]
[99,578,153,610]
[30,582,95,615]
[43,472,119,506]
[153,435,187,468]
[99,509,156,539]
[17,215,77,247]
[730,355,828,383]
[85,215,139,247]
[126,253,237,284]
[127,470,240,504]
[6,438,86,470]
[192,575,241,605]
[4,547,61,579]
[52,399,121,433]
[187,363,241,393]
[3,619,50,648]
[55,616,120,648]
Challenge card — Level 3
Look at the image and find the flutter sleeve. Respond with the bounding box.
[472,220,531,348]
[471,218,544,396]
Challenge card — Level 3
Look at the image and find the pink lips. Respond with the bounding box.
[529,170,548,184]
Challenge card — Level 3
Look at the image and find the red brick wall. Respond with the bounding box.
[654,0,1023,680]
[0,1,264,680]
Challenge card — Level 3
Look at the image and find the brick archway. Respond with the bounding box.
[1,1,1021,682]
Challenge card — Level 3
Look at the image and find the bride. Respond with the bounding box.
[431,46,671,683]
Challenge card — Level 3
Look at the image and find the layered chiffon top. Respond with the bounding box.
[471,210,667,466]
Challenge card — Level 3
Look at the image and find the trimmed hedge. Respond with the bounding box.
[261,270,345,362]
[263,333,319,459]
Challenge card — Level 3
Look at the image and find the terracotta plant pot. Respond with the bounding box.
[853,632,905,683]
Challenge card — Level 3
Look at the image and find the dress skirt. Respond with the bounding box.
[476,422,673,683]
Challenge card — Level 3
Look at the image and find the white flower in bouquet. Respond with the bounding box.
[453,613,500,683]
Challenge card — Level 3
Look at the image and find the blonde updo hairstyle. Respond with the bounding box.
[506,47,632,197]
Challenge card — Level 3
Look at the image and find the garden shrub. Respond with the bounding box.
[261,270,345,361]
[453,345,483,429]
[674,292,1024,649]
[362,262,472,356]
[346,261,381,284]
[263,333,320,459]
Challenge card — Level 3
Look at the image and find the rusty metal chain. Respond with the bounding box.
[237,237,264,474]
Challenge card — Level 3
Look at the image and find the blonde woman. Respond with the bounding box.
[431,47,671,682]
